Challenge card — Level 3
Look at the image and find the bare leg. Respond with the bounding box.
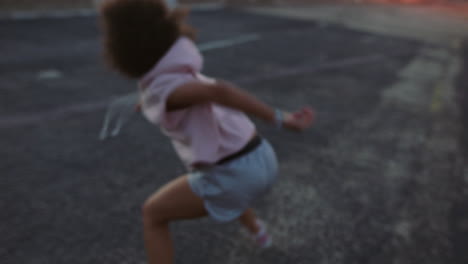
[142,175,208,264]
[239,208,260,234]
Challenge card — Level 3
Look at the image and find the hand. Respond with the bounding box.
[282,107,315,132]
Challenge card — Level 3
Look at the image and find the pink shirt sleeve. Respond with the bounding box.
[141,73,192,129]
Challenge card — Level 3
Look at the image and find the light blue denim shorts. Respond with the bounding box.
[188,139,278,222]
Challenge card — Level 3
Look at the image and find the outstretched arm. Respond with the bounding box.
[166,80,314,131]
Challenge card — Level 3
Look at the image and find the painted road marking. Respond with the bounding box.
[198,34,261,52]
[430,40,462,114]
[236,54,383,84]
[37,69,63,80]
[99,93,139,140]
[430,81,444,113]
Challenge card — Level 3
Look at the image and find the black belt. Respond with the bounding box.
[216,135,262,165]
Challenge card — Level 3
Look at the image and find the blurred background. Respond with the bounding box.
[1,0,467,264]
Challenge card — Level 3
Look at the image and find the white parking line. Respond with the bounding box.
[198,34,261,52]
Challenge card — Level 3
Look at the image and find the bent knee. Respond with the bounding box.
[142,198,168,225]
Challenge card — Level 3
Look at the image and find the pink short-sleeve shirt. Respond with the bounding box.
[139,37,255,169]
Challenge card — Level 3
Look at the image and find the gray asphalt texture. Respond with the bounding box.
[1,8,466,264]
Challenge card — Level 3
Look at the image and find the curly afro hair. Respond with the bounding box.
[99,0,196,79]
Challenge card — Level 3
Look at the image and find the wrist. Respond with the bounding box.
[274,109,284,129]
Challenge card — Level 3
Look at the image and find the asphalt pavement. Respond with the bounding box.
[0,7,466,264]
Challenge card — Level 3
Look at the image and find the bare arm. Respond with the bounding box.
[166,80,314,131]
